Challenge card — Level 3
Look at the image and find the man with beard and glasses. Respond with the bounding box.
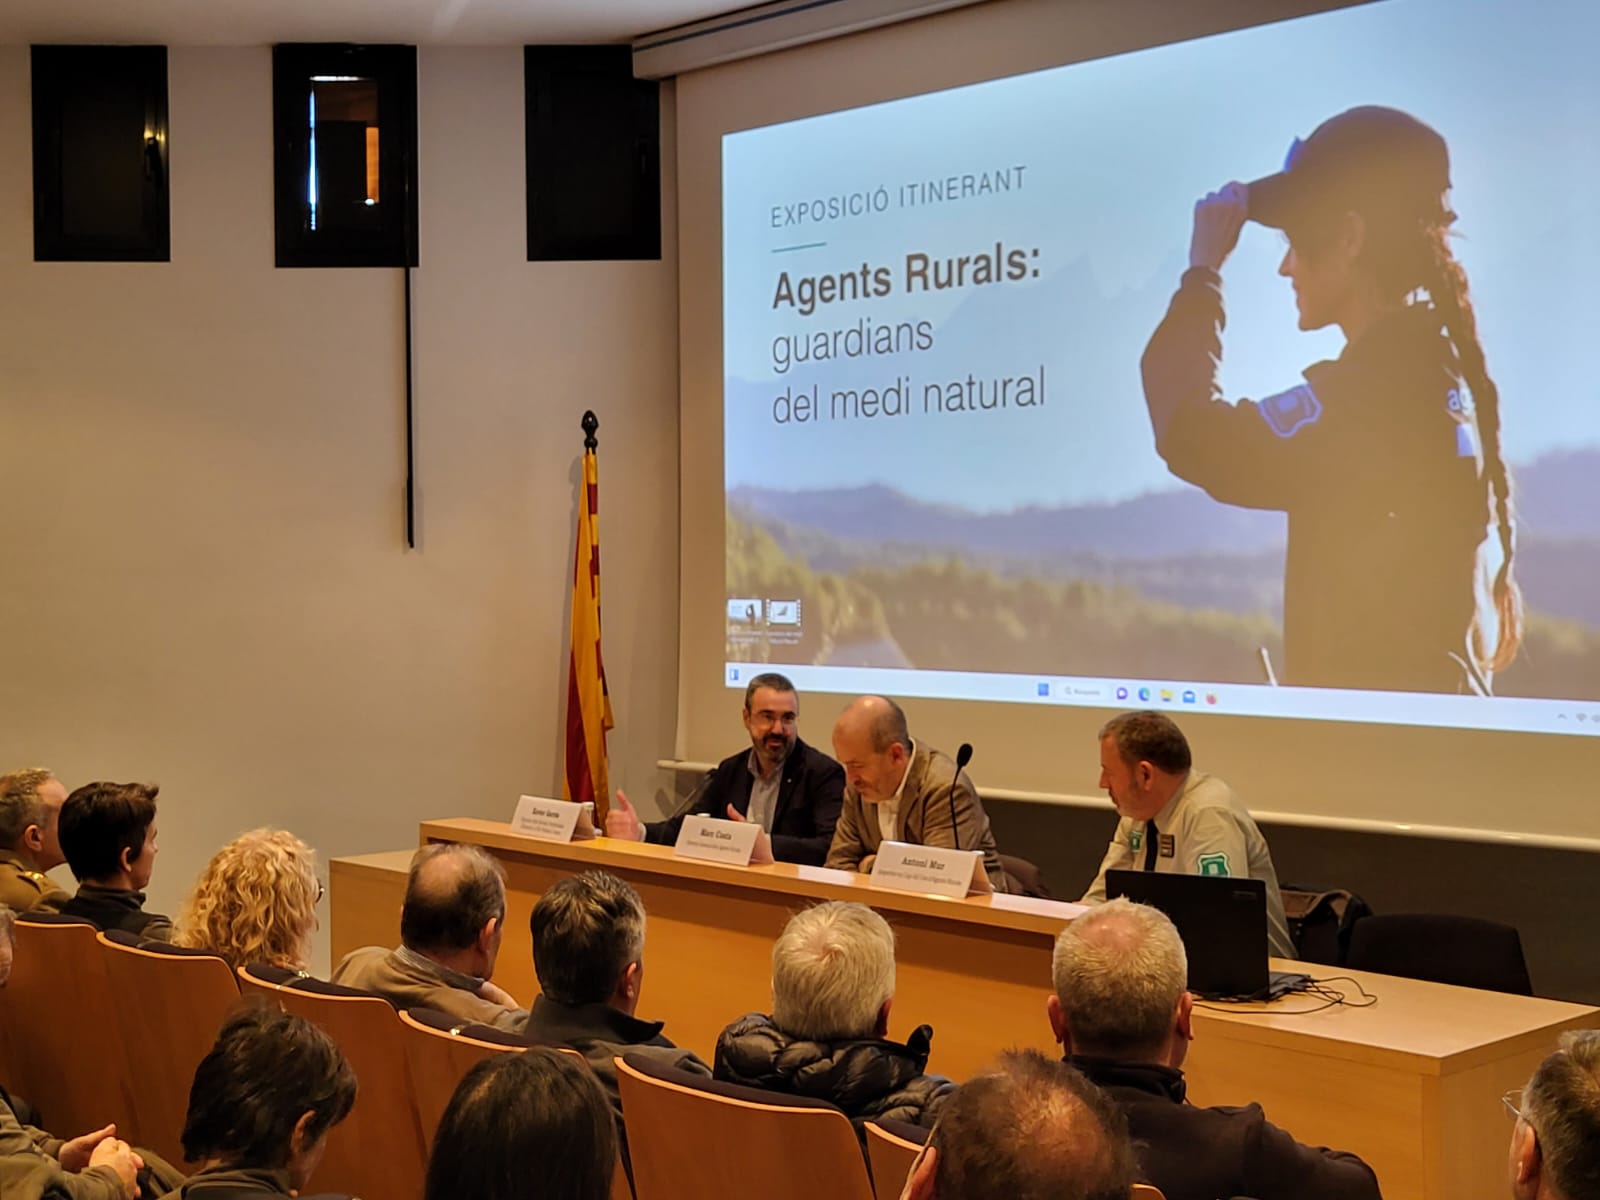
[605,673,844,865]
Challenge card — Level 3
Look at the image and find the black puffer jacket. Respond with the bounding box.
[714,1013,956,1128]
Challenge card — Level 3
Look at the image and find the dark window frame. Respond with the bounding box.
[272,43,419,269]
[31,44,170,263]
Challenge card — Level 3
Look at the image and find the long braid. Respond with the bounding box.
[1419,223,1523,673]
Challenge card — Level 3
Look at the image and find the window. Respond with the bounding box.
[32,45,169,262]
[272,44,418,268]
[525,46,660,262]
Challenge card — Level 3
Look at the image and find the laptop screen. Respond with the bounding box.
[1105,869,1270,1000]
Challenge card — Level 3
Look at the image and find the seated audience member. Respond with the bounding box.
[175,829,321,970]
[606,672,845,865]
[58,781,172,940]
[824,696,1011,892]
[899,1050,1133,1200]
[1080,710,1294,957]
[333,843,526,1031]
[1508,1029,1600,1200]
[523,870,710,1109]
[1048,898,1380,1200]
[178,1004,357,1198]
[0,768,72,914]
[0,904,185,1199]
[716,901,954,1128]
[424,1047,616,1200]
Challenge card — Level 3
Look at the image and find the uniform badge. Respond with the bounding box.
[1197,852,1231,877]
[1128,829,1143,853]
[1258,383,1322,439]
[1159,834,1175,858]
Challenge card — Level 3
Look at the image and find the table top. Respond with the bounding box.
[333,817,1600,1076]
[418,816,1089,936]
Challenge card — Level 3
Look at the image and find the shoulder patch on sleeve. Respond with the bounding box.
[1197,852,1232,877]
[1257,383,1323,439]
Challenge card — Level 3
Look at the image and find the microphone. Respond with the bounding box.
[949,743,973,851]
[668,769,718,822]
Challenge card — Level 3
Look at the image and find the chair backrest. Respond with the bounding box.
[98,932,241,1165]
[1129,1185,1166,1199]
[1346,913,1533,994]
[1280,885,1373,965]
[865,1120,924,1200]
[0,918,138,1138]
[398,1008,527,1154]
[616,1053,873,1200]
[238,964,428,1200]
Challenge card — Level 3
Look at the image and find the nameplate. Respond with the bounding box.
[673,815,761,865]
[510,795,592,843]
[869,842,991,899]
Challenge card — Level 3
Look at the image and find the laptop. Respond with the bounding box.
[1106,869,1309,1001]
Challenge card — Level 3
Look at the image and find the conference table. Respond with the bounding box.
[331,818,1598,1200]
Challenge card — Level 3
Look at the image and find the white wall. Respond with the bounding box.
[0,45,681,971]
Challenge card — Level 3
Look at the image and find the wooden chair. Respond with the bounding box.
[1129,1185,1166,1199]
[0,917,138,1140]
[398,1008,527,1154]
[617,1052,873,1200]
[865,1119,925,1200]
[238,964,427,1200]
[98,931,241,1166]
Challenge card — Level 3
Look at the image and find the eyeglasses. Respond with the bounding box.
[1503,1089,1526,1122]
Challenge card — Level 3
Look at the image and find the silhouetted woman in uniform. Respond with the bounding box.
[1141,106,1520,694]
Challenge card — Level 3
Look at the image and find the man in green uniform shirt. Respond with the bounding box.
[0,769,72,915]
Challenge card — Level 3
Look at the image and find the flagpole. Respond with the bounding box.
[565,408,614,823]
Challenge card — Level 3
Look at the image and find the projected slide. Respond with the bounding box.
[722,0,1600,735]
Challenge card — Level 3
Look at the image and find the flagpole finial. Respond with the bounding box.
[582,410,599,450]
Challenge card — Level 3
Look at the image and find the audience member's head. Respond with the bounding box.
[424,1047,617,1200]
[176,829,321,969]
[901,1051,1134,1200]
[772,901,895,1041]
[1097,711,1192,821]
[832,695,914,803]
[0,903,15,986]
[401,843,508,978]
[529,870,645,1014]
[181,1003,356,1189]
[1049,898,1192,1068]
[0,767,69,870]
[59,781,160,889]
[1510,1029,1600,1200]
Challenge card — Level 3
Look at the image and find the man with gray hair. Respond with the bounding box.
[0,769,72,914]
[333,842,527,1031]
[898,1050,1133,1200]
[1048,898,1379,1200]
[825,696,1010,891]
[522,870,709,1112]
[716,900,954,1127]
[1080,710,1293,957]
[1508,1029,1600,1200]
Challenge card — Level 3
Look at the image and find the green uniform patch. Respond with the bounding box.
[1128,829,1143,853]
[1197,852,1231,877]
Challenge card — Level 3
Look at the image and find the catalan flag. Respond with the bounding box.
[563,430,613,817]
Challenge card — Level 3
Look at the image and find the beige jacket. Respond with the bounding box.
[331,945,529,1032]
[825,743,1009,892]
